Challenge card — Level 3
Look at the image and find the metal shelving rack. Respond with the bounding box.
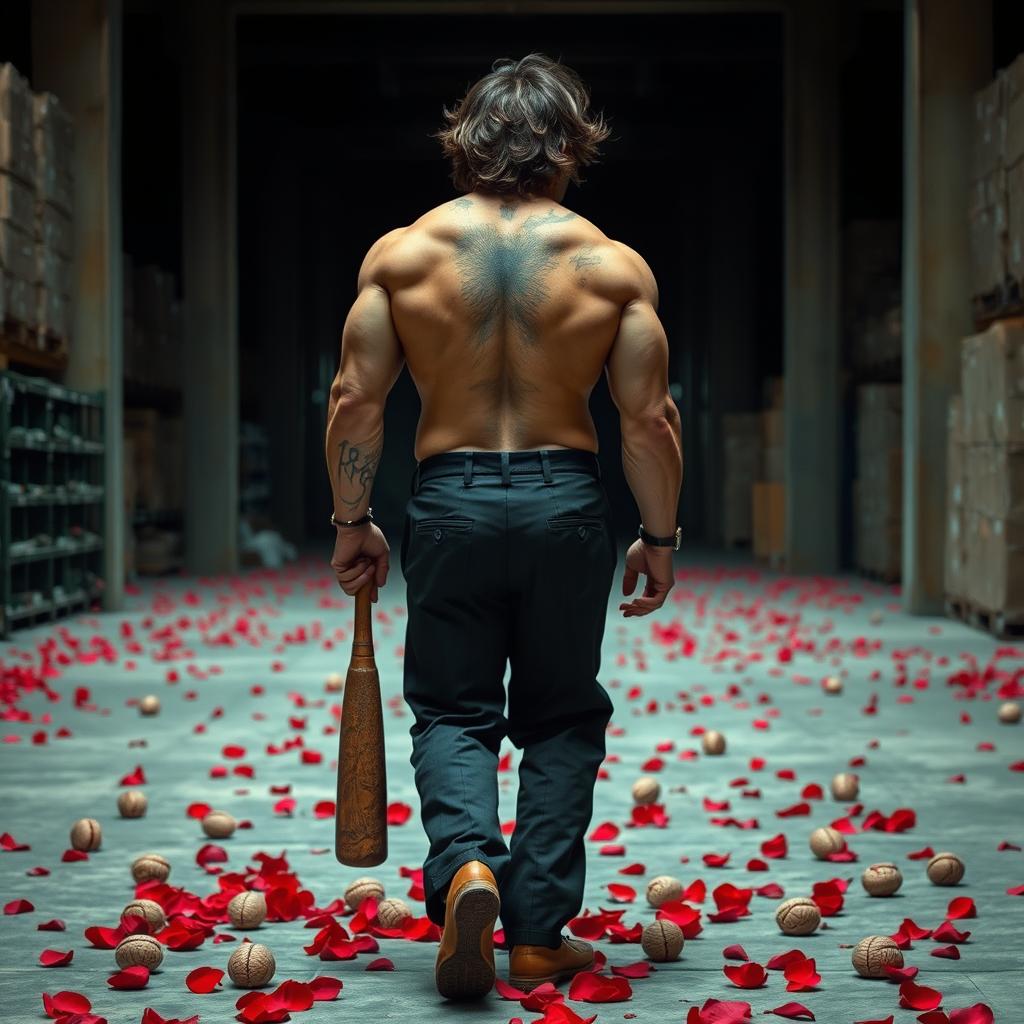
[0,369,105,637]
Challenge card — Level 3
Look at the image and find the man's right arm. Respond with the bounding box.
[604,244,683,614]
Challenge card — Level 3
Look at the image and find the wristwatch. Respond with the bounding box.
[639,523,682,550]
[331,507,374,528]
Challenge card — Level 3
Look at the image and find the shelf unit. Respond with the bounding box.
[0,369,105,637]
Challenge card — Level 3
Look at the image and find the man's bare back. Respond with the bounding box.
[364,190,654,461]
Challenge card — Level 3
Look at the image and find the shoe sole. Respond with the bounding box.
[435,882,500,1000]
[509,955,596,991]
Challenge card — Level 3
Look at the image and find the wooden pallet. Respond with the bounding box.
[972,278,1024,332]
[944,595,1024,640]
[0,320,68,373]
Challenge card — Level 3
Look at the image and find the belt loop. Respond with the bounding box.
[540,449,553,484]
[412,462,421,495]
[464,453,473,487]
[500,450,511,487]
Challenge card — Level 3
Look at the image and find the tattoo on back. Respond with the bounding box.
[335,438,382,510]
[452,197,473,211]
[452,209,577,345]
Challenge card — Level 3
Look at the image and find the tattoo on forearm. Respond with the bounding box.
[335,438,382,510]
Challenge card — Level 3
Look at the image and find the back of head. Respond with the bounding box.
[434,53,611,199]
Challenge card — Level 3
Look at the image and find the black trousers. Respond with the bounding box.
[399,447,617,948]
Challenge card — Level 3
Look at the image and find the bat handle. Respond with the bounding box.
[352,583,374,658]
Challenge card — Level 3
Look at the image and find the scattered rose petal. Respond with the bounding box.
[107,965,150,990]
[186,965,224,993]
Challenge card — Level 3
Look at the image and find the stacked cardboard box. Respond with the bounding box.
[123,407,185,514]
[722,413,761,546]
[1006,55,1024,299]
[0,63,37,330]
[956,320,1024,618]
[753,376,785,563]
[970,52,1024,304]
[854,384,902,580]
[31,92,72,340]
[944,397,967,599]
[0,64,74,345]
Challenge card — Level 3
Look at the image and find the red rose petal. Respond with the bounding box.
[932,920,971,943]
[945,897,976,920]
[365,957,395,971]
[898,979,943,1011]
[588,822,619,841]
[768,1003,816,1021]
[606,883,636,903]
[567,971,632,1002]
[610,961,651,979]
[520,980,565,1011]
[949,1005,995,1024]
[723,962,767,988]
[784,956,821,991]
[309,976,343,1000]
[107,965,151,989]
[1,831,31,851]
[687,998,753,1024]
[42,991,92,1017]
[386,802,411,825]
[4,898,34,914]
[39,948,74,967]
[186,965,225,993]
[931,944,961,960]
[495,978,529,1000]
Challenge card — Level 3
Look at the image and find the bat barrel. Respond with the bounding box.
[335,583,387,867]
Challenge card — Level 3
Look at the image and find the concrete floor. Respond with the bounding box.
[0,551,1021,1023]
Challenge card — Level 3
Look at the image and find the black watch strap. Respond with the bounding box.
[639,523,681,550]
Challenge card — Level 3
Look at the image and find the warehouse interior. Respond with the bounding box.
[1,1,1023,1022]
[0,0,1020,613]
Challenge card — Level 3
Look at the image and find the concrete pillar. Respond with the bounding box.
[706,140,759,546]
[902,0,991,613]
[32,0,125,611]
[783,0,842,573]
[181,0,238,573]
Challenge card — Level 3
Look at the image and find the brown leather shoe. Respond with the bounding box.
[434,860,500,1000]
[508,935,595,990]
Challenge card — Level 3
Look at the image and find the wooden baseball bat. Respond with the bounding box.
[335,583,388,867]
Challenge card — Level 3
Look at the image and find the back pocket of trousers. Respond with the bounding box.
[547,513,605,540]
[413,515,475,543]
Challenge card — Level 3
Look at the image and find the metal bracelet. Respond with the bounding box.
[331,507,373,528]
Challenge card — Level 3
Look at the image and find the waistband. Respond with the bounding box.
[413,447,601,490]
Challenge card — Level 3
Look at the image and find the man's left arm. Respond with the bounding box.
[326,232,405,601]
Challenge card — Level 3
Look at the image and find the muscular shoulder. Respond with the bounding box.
[562,234,658,309]
[603,240,659,308]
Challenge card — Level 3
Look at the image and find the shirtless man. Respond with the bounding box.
[325,52,683,1001]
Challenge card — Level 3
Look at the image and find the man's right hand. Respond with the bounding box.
[619,539,675,617]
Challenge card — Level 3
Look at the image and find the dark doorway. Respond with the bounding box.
[236,11,784,548]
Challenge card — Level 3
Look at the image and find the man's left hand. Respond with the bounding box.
[331,523,390,602]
